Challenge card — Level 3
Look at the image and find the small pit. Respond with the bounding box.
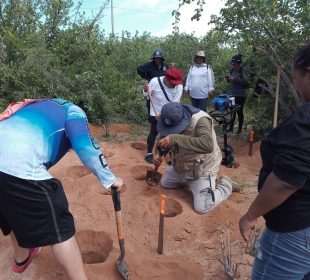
[130,142,147,151]
[66,166,91,179]
[76,230,113,264]
[164,198,183,217]
[131,165,153,180]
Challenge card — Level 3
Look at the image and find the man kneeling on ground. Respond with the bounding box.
[156,102,239,214]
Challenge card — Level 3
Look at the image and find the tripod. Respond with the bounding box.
[209,105,241,168]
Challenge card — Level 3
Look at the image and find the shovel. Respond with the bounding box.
[111,187,129,280]
[146,146,170,186]
[146,159,162,186]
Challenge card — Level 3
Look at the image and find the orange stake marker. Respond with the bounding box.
[248,130,254,157]
[158,194,166,254]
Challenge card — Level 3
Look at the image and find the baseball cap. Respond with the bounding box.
[157,102,191,136]
[231,54,243,64]
[165,67,183,86]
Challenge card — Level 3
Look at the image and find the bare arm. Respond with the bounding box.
[239,172,298,241]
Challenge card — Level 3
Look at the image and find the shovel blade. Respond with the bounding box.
[117,258,129,280]
[146,170,162,186]
[117,239,129,280]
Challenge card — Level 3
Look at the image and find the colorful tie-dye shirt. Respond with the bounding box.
[0,98,116,189]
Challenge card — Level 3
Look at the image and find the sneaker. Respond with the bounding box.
[12,247,41,275]
[145,153,154,164]
[220,175,241,192]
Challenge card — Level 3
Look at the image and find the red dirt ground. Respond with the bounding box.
[0,124,263,280]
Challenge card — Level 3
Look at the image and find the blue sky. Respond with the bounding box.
[72,0,226,37]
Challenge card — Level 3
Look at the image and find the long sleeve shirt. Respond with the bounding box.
[170,117,214,153]
[0,99,116,189]
[143,77,183,116]
[184,64,214,99]
[137,61,169,82]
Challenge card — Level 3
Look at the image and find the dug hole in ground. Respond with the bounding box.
[0,124,263,280]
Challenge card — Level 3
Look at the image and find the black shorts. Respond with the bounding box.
[0,171,75,248]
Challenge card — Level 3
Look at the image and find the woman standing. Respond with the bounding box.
[226,54,249,134]
[239,44,310,280]
[184,51,215,112]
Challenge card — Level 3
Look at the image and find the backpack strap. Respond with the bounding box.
[157,77,171,102]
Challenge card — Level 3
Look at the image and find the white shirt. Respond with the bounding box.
[184,64,215,99]
[143,76,183,116]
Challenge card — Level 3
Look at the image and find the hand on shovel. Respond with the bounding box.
[143,82,149,92]
[106,177,126,195]
[153,155,163,165]
[158,136,171,150]
[113,177,125,191]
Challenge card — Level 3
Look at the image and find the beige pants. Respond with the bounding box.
[161,166,232,214]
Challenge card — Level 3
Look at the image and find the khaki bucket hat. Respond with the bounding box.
[195,51,205,57]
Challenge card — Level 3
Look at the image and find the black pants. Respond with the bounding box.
[190,97,208,112]
[146,100,150,115]
[229,96,246,132]
[147,116,158,153]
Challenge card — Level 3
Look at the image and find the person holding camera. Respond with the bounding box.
[225,54,249,134]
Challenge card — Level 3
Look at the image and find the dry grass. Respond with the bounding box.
[245,228,261,257]
[218,229,240,280]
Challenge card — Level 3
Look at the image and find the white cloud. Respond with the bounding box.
[154,0,225,37]
[179,0,224,36]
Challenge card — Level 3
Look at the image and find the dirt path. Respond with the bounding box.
[0,124,263,279]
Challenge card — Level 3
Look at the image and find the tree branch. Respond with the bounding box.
[255,46,301,108]
[87,1,108,32]
[258,76,292,116]
[243,0,292,58]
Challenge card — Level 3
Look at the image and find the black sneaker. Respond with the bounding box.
[145,153,154,164]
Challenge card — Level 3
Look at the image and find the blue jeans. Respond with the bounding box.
[190,97,208,112]
[253,227,310,280]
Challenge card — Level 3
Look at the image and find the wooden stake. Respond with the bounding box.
[158,194,166,254]
[248,130,254,157]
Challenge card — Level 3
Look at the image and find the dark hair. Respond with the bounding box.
[293,44,310,73]
[194,56,206,63]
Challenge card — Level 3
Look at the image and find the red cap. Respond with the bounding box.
[165,67,183,86]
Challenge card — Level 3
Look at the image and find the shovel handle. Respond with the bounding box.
[112,187,125,240]
[147,90,159,116]
[112,187,121,211]
[159,194,166,214]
